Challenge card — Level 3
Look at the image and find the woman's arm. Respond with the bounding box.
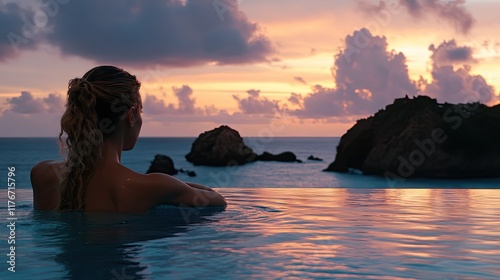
[185,182,216,191]
[145,173,227,208]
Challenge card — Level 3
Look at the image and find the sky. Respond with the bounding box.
[1,0,499,137]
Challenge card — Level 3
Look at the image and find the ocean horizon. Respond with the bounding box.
[2,137,500,190]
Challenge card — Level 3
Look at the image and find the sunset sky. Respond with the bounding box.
[1,0,499,137]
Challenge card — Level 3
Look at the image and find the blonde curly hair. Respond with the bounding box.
[58,66,141,211]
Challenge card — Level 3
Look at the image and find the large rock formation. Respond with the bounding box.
[186,125,257,166]
[147,154,178,175]
[325,95,500,178]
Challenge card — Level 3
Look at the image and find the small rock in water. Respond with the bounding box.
[178,168,197,177]
[257,151,301,162]
[307,155,323,161]
[147,154,178,175]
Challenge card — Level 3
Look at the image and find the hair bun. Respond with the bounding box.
[69,78,94,95]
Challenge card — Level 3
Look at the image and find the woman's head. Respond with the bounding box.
[58,65,142,210]
[62,65,142,145]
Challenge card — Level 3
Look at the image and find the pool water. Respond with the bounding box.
[1,188,500,279]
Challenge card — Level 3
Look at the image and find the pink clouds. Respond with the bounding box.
[422,40,496,104]
[233,89,279,114]
[173,86,196,114]
[0,91,64,136]
[290,29,419,118]
[144,86,281,119]
[143,85,200,115]
[423,64,495,104]
[288,93,303,108]
[429,40,476,67]
[143,95,176,115]
[288,29,498,120]
[6,91,64,114]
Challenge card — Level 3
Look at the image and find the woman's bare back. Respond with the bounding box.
[31,160,226,213]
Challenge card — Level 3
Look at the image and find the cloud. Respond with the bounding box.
[358,0,392,14]
[142,94,175,115]
[0,3,39,60]
[360,0,474,34]
[291,28,419,118]
[233,89,279,114]
[141,86,281,126]
[7,91,44,114]
[5,91,63,114]
[43,93,65,113]
[145,86,283,121]
[429,40,476,67]
[0,91,64,136]
[422,40,497,104]
[293,76,307,85]
[39,0,274,67]
[288,93,303,107]
[172,85,196,114]
[144,85,220,117]
[291,30,498,119]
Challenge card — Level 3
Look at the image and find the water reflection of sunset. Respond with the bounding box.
[220,188,500,278]
[2,188,500,279]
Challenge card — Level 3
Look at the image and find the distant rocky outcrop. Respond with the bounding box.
[185,125,257,166]
[147,154,178,175]
[147,155,197,177]
[179,169,197,177]
[325,95,500,178]
[307,155,323,161]
[257,151,302,163]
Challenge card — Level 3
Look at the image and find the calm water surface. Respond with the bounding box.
[1,188,499,279]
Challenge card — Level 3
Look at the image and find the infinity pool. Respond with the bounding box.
[1,188,500,279]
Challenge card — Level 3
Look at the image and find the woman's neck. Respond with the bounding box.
[100,135,124,163]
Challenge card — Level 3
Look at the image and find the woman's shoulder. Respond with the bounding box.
[31,160,64,178]
[30,160,64,188]
[32,159,63,168]
[30,160,63,211]
[107,170,174,212]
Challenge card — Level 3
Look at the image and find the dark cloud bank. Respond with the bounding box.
[1,0,274,65]
[0,3,40,60]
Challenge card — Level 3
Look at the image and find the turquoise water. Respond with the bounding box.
[0,188,499,279]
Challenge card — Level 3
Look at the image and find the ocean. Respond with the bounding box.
[1,137,500,279]
[1,137,500,189]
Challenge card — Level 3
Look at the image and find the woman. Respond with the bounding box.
[30,66,226,212]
